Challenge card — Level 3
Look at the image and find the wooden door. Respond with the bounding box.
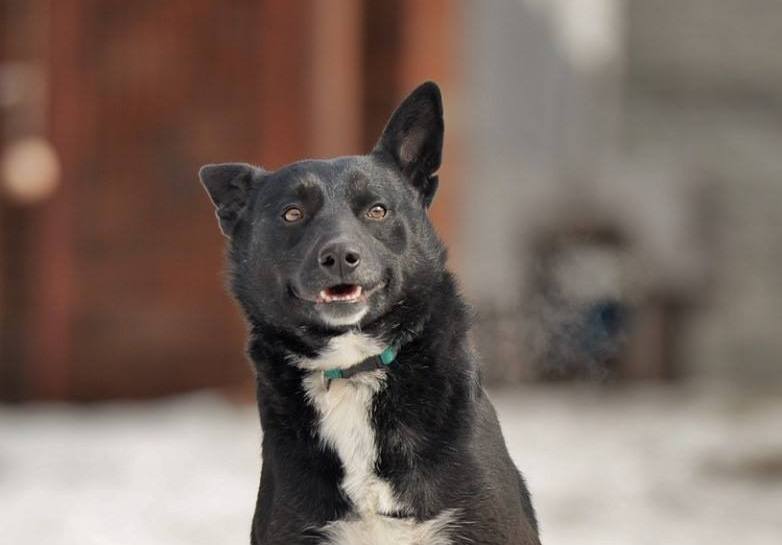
[2,0,276,399]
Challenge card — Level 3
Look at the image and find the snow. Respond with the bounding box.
[1,383,780,545]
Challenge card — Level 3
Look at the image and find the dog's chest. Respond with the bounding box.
[299,333,457,545]
[301,333,399,516]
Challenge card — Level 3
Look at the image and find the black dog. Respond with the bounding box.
[199,82,540,545]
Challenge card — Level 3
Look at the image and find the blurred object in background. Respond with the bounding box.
[525,226,634,381]
[1,136,60,204]
[476,158,706,384]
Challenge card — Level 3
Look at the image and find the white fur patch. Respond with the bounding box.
[302,368,400,515]
[300,332,457,545]
[318,306,369,327]
[320,509,459,545]
[297,331,384,372]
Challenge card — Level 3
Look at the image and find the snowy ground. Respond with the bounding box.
[1,383,781,545]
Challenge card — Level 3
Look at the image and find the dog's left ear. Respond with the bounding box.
[374,81,444,207]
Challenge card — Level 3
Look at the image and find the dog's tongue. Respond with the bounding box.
[318,284,362,303]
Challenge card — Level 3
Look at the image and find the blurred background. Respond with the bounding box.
[1,1,781,543]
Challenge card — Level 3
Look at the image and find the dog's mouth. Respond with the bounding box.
[289,278,391,327]
[291,281,386,305]
[317,284,363,304]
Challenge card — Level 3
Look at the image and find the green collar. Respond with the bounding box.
[323,345,399,382]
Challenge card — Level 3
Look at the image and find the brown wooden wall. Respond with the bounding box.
[0,0,462,400]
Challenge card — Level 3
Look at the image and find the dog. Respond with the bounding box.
[199,82,540,545]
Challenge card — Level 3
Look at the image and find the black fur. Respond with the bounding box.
[200,82,540,544]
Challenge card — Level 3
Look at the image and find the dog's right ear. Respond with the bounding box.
[199,162,263,237]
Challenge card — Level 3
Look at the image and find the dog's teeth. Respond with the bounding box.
[317,286,362,303]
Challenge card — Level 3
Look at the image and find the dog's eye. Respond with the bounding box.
[283,207,304,223]
[366,204,387,220]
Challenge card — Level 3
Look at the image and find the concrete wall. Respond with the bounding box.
[625,0,782,382]
[461,0,782,383]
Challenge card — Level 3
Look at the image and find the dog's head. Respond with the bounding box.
[200,82,446,331]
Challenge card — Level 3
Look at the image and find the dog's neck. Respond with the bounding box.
[247,271,472,410]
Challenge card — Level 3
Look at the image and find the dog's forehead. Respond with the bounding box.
[271,156,394,191]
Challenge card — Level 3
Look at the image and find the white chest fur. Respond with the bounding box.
[298,333,458,545]
[300,332,400,515]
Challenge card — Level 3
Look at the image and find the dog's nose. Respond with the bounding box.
[319,241,361,276]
